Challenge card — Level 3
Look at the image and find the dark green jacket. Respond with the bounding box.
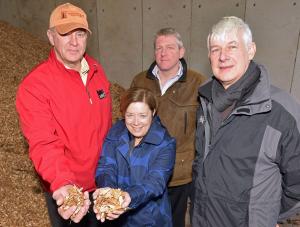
[131,58,206,186]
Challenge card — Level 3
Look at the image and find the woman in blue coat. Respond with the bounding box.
[94,87,176,227]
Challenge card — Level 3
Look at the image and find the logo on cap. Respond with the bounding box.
[49,3,91,35]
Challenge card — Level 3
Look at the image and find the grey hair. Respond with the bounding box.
[154,27,184,49]
[207,16,253,51]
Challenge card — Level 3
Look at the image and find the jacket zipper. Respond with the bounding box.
[84,71,93,104]
[85,86,92,104]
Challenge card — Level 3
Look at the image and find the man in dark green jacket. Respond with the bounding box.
[131,27,206,227]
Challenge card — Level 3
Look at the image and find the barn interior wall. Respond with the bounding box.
[0,0,299,101]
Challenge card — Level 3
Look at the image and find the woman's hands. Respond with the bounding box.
[93,188,131,222]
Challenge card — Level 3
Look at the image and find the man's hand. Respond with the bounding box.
[52,185,91,223]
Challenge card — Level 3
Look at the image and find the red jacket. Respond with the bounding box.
[16,49,112,192]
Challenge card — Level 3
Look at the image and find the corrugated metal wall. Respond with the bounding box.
[0,0,299,101]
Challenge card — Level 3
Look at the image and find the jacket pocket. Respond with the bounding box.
[159,96,198,143]
[207,195,249,227]
[184,111,187,134]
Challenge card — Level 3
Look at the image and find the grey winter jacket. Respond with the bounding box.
[191,64,300,227]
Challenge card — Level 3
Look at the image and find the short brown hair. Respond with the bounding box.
[120,87,157,117]
[154,27,184,49]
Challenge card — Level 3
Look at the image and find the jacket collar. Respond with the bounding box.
[199,64,272,115]
[142,116,166,145]
[146,58,188,82]
[49,48,98,77]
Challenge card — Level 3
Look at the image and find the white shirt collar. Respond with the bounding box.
[152,61,183,95]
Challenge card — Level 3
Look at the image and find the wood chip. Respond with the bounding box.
[94,188,126,220]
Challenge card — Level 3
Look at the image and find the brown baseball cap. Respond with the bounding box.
[49,3,91,35]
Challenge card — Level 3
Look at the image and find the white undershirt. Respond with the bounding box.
[79,58,89,86]
[64,57,89,86]
[152,62,183,95]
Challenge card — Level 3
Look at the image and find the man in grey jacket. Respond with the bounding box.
[191,16,300,227]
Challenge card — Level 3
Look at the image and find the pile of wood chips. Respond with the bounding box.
[0,20,124,227]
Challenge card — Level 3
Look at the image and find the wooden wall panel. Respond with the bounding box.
[291,32,300,102]
[190,0,246,77]
[245,0,300,92]
[142,0,191,71]
[0,0,20,28]
[97,0,142,88]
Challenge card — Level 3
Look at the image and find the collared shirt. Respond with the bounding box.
[64,57,90,86]
[152,61,183,95]
[80,57,90,86]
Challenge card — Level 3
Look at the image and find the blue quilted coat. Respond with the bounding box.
[95,116,175,227]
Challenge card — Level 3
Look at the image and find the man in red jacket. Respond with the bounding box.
[16,3,112,226]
